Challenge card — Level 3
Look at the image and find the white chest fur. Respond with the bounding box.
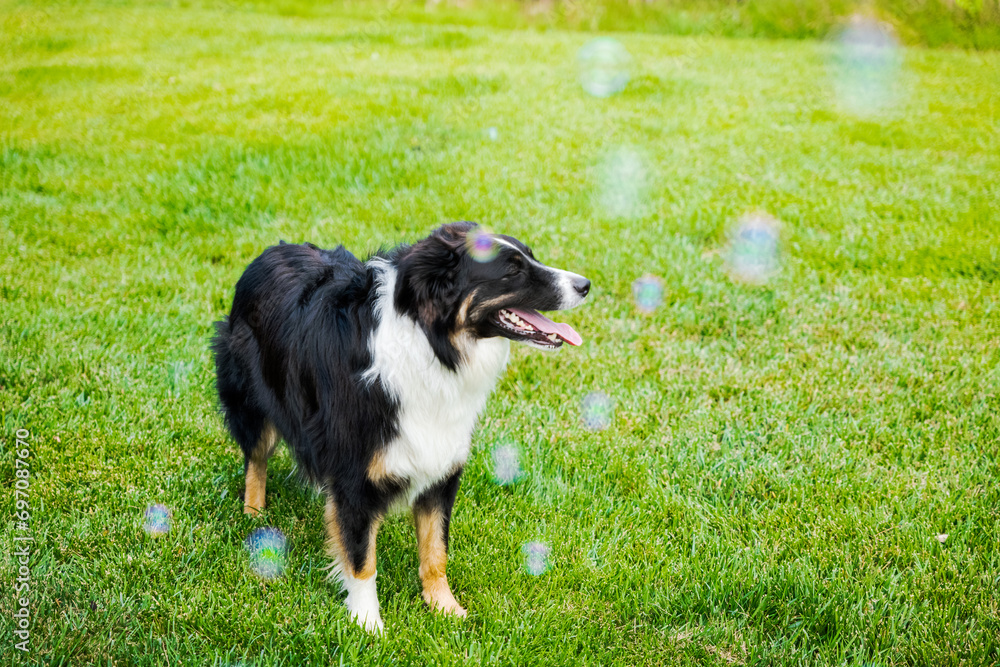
[362,260,510,504]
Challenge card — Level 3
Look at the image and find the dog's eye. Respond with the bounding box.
[505,254,524,276]
[505,265,521,277]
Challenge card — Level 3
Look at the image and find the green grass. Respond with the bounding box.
[221,0,1000,49]
[1,1,999,665]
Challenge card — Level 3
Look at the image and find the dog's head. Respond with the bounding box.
[394,222,591,370]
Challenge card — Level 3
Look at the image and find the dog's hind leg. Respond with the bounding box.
[243,421,279,515]
[413,470,467,618]
[325,495,384,633]
[213,324,279,515]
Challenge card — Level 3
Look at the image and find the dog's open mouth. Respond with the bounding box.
[494,308,582,348]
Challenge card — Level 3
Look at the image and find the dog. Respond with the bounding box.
[211,221,590,632]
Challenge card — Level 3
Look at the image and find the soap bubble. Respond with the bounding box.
[578,37,631,97]
[491,443,522,485]
[465,226,499,263]
[246,527,287,579]
[143,504,171,537]
[596,146,649,219]
[581,392,613,431]
[725,213,780,285]
[487,126,499,141]
[522,541,551,576]
[632,275,663,314]
[831,15,902,117]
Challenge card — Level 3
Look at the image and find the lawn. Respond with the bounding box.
[1,1,999,665]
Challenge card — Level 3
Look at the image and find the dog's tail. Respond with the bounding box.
[211,317,245,436]
[210,317,233,387]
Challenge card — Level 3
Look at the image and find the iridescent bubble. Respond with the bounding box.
[246,527,287,579]
[596,146,649,219]
[578,37,631,98]
[522,541,551,576]
[143,504,171,537]
[831,15,902,117]
[581,391,613,431]
[632,275,663,314]
[465,227,499,263]
[725,213,780,285]
[491,443,522,485]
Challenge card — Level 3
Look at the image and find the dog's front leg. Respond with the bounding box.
[413,469,467,617]
[325,495,384,633]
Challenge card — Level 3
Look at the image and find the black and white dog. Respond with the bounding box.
[212,222,590,632]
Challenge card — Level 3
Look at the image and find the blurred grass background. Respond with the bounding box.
[1,0,999,665]
[235,0,1000,48]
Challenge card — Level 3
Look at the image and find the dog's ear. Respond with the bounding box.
[395,225,468,312]
[394,224,474,371]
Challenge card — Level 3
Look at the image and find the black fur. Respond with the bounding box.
[212,242,403,570]
[211,221,590,616]
[413,468,464,554]
[213,242,397,486]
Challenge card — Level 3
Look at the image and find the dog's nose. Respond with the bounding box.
[573,277,591,298]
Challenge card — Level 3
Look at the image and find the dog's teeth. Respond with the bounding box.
[547,333,558,341]
[499,310,541,333]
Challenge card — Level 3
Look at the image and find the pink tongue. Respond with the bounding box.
[509,308,583,346]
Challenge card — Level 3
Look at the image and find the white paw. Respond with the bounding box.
[340,568,382,634]
[349,607,384,634]
[346,591,383,634]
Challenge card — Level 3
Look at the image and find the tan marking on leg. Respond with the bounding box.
[244,462,266,515]
[414,505,466,617]
[366,451,390,486]
[325,497,384,632]
[324,496,382,580]
[324,496,346,565]
[358,516,381,580]
[367,451,408,492]
[244,422,279,515]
